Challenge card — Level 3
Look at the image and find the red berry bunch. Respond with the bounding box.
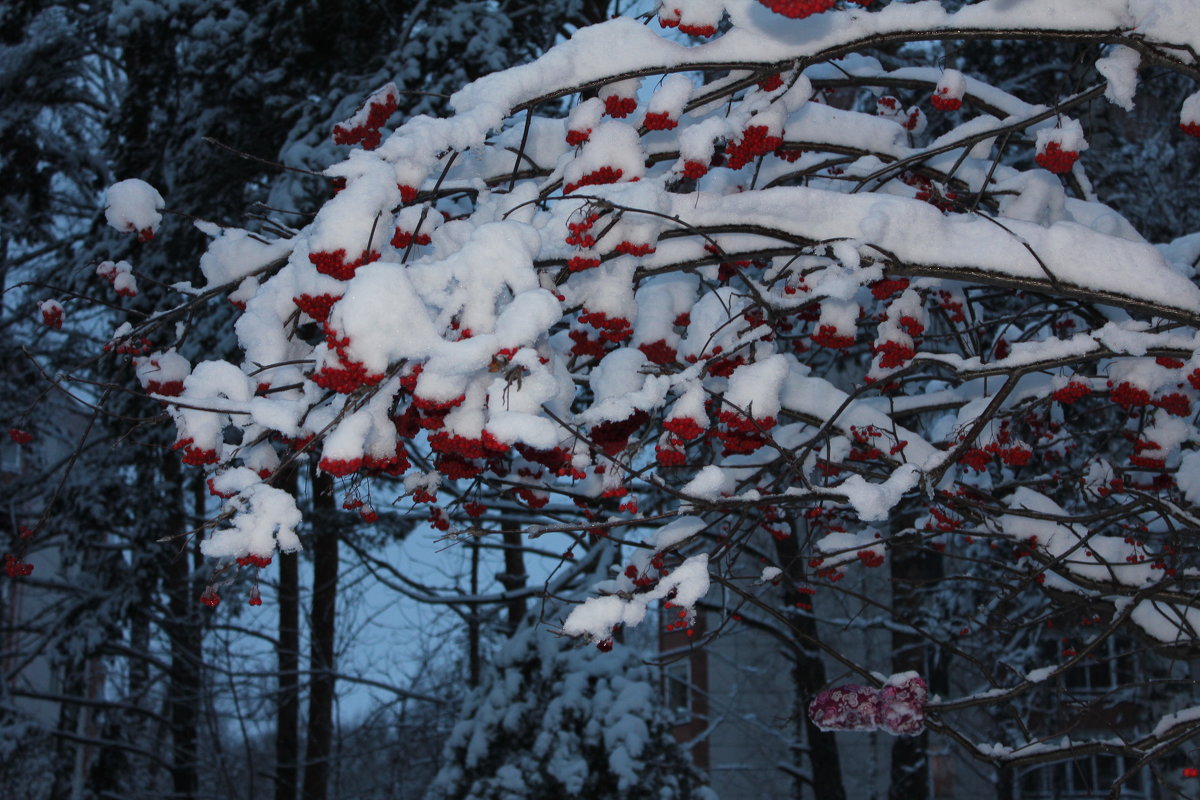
[715,410,776,455]
[332,90,398,150]
[1108,381,1151,409]
[681,160,708,180]
[3,554,33,577]
[579,310,633,343]
[812,324,856,349]
[318,456,364,477]
[1034,141,1079,174]
[726,125,784,170]
[293,293,340,323]
[200,589,220,608]
[563,166,624,195]
[312,357,384,394]
[565,213,602,247]
[39,300,63,329]
[566,128,591,146]
[308,249,381,281]
[656,442,686,466]
[172,437,219,466]
[873,339,915,369]
[236,554,273,568]
[869,278,910,300]
[857,549,884,568]
[590,411,650,456]
[757,0,835,19]
[603,94,638,118]
[614,240,656,256]
[638,339,678,365]
[759,74,784,92]
[7,428,33,445]
[391,227,431,249]
[930,87,962,111]
[643,111,677,131]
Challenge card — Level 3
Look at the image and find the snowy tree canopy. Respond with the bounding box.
[79,0,1200,778]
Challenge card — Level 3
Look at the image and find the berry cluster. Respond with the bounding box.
[579,310,632,343]
[39,300,63,329]
[603,94,637,118]
[663,415,705,441]
[638,339,678,365]
[7,428,33,445]
[812,324,856,349]
[869,278,909,300]
[391,227,431,249]
[566,128,590,146]
[681,160,708,180]
[655,442,686,466]
[173,438,219,466]
[3,554,33,577]
[715,410,776,455]
[758,74,784,92]
[236,554,273,568]
[312,357,384,394]
[97,260,139,297]
[873,339,915,369]
[563,166,624,195]
[1035,141,1080,174]
[293,293,340,323]
[332,91,398,150]
[643,111,677,131]
[857,549,884,568]
[726,124,784,170]
[568,254,601,272]
[757,0,835,19]
[930,87,962,111]
[319,456,364,477]
[309,249,381,282]
[143,377,185,397]
[1109,381,1151,409]
[614,240,655,256]
[590,410,649,456]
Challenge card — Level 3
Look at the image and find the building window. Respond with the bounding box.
[1018,755,1148,799]
[0,438,20,478]
[664,658,691,723]
[1063,635,1136,696]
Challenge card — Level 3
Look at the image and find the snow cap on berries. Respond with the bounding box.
[105,178,164,241]
[644,74,693,130]
[1180,91,1200,137]
[38,299,64,329]
[1034,118,1088,174]
[566,97,605,145]
[599,78,641,118]
[930,69,966,111]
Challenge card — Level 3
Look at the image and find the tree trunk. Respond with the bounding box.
[499,528,527,635]
[302,469,338,800]
[775,521,847,800]
[467,540,480,687]
[164,454,199,799]
[889,528,937,800]
[276,468,301,800]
